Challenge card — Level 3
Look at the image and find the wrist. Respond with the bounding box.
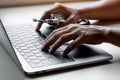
[90,25,111,43]
[102,27,111,43]
[77,8,91,19]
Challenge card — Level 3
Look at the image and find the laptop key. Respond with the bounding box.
[25,58,31,63]
[36,45,42,49]
[30,47,37,51]
[23,49,31,53]
[20,46,28,50]
[14,45,19,49]
[38,56,47,60]
[32,50,40,54]
[34,53,43,57]
[44,53,54,58]
[23,55,28,59]
[20,52,26,55]
[29,62,36,68]
[31,40,37,43]
[24,41,31,45]
[33,42,41,46]
[28,56,37,60]
[41,59,52,66]
[48,57,60,64]
[35,62,44,67]
[32,59,41,64]
[17,44,26,47]
[17,48,22,52]
[26,52,34,57]
[15,41,22,44]
[26,44,34,47]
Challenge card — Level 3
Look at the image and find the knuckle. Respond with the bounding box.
[54,2,61,6]
[52,29,59,34]
[67,24,77,31]
[68,24,75,27]
[70,14,75,19]
[54,2,62,7]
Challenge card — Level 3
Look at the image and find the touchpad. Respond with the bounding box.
[68,44,103,59]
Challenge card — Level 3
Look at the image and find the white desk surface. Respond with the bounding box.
[0,1,120,80]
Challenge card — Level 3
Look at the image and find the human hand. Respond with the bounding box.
[41,24,107,55]
[36,3,80,31]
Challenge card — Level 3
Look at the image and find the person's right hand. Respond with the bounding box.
[41,24,108,55]
[36,3,80,31]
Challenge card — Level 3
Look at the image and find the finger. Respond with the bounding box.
[49,30,78,53]
[36,11,51,31]
[61,14,77,27]
[51,14,75,29]
[54,25,61,29]
[41,28,69,51]
[63,33,85,55]
[44,26,68,42]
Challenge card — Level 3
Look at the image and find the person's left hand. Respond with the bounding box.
[41,24,107,55]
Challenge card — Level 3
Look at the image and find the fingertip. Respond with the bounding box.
[41,42,51,52]
[35,22,43,31]
[41,46,45,51]
[41,44,47,51]
[63,49,69,55]
[35,25,40,31]
[35,28,39,31]
[41,46,49,52]
[63,44,74,55]
[49,48,55,54]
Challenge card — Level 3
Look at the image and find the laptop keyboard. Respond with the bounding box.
[5,25,74,68]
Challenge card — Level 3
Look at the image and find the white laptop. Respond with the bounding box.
[0,20,112,75]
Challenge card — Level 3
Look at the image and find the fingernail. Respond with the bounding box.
[49,48,54,54]
[41,46,48,51]
[41,49,49,53]
[41,46,44,51]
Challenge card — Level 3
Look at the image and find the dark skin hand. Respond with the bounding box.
[41,24,120,55]
[36,3,79,30]
[36,0,120,55]
[36,0,120,31]
[41,24,105,55]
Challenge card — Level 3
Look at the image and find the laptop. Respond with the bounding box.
[0,20,113,75]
